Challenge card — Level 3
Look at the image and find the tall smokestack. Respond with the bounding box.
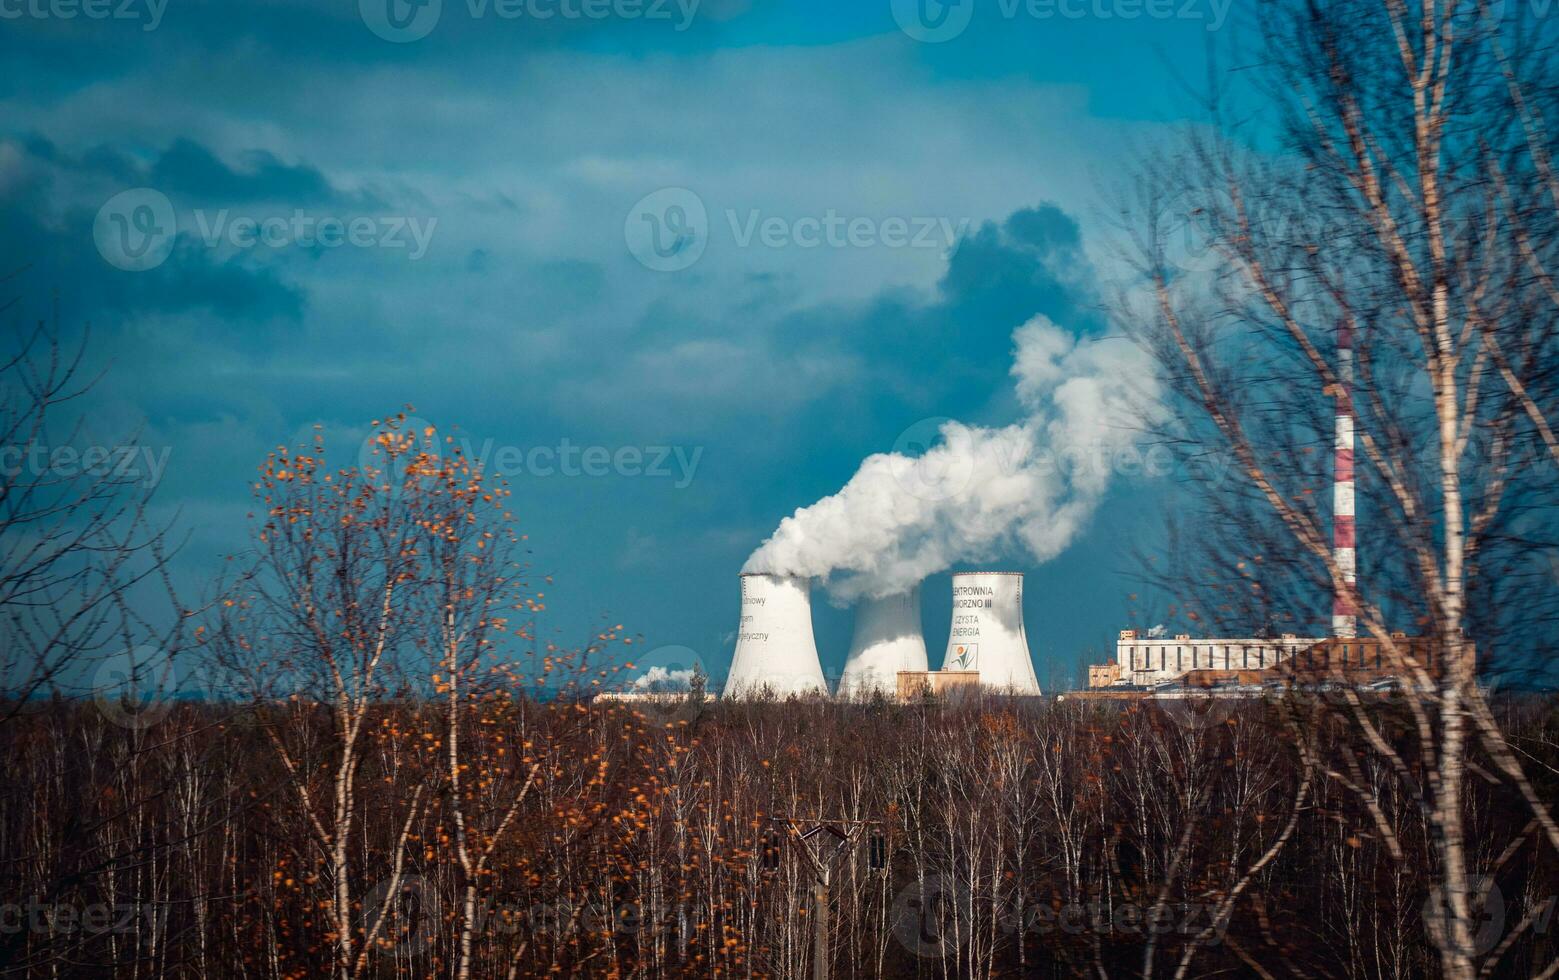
[724,573,828,698]
[839,586,928,699]
[941,572,1042,694]
[1333,322,1358,639]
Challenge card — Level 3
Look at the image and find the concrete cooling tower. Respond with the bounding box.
[723,573,829,698]
[940,572,1042,694]
[838,586,929,698]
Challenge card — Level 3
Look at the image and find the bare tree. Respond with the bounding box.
[1112,2,1559,976]
[0,294,183,728]
[210,417,433,980]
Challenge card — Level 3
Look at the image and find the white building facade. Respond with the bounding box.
[1114,630,1323,687]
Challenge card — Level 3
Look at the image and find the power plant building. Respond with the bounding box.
[724,571,1045,700]
[1114,630,1322,687]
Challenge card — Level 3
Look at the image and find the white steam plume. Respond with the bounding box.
[743,316,1159,602]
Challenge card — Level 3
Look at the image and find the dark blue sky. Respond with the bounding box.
[1,0,1249,688]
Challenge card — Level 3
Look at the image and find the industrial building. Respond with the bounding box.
[723,571,1043,700]
[1075,323,1416,698]
[1112,630,1323,687]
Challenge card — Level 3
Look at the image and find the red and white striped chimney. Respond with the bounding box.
[1332,323,1358,639]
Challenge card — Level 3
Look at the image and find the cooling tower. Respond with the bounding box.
[940,572,1042,694]
[723,573,829,698]
[839,586,929,698]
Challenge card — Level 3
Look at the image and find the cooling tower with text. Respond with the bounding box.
[838,586,929,698]
[723,573,829,698]
[940,572,1042,694]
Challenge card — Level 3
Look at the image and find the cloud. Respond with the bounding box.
[631,666,696,691]
[147,138,383,208]
[0,21,1184,678]
[743,315,1160,602]
[0,137,306,326]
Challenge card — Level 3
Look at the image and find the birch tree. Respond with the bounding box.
[1114,2,1559,975]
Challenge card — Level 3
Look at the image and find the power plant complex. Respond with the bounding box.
[724,572,1042,699]
[715,326,1412,701]
[1075,324,1444,698]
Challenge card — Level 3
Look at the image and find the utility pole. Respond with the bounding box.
[768,817,884,980]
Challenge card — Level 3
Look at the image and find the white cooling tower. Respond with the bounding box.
[940,572,1042,694]
[839,586,929,698]
[723,573,829,698]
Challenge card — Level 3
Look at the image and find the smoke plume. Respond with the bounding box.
[743,316,1159,601]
